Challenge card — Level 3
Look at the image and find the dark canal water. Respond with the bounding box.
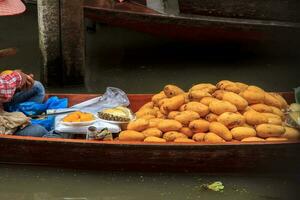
[0,164,299,200]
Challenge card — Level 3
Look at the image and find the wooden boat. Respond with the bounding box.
[0,92,299,172]
[84,0,300,42]
[0,48,17,58]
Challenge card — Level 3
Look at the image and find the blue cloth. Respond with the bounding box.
[11,96,68,116]
[31,116,55,131]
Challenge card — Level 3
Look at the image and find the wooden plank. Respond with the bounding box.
[46,93,153,112]
[0,48,17,58]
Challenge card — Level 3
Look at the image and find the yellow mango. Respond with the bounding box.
[127,118,149,132]
[256,124,285,138]
[119,130,145,141]
[179,127,194,138]
[144,136,166,143]
[188,90,211,101]
[189,119,210,133]
[204,132,226,143]
[161,95,185,112]
[209,100,237,115]
[217,112,245,129]
[183,102,209,117]
[142,128,163,138]
[189,83,217,94]
[157,119,183,132]
[200,97,219,106]
[163,131,187,142]
[221,92,248,110]
[164,84,185,97]
[231,127,256,141]
[209,122,232,141]
[174,110,200,126]
[205,113,218,122]
[192,133,206,142]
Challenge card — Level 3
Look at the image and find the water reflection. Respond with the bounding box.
[0,164,299,200]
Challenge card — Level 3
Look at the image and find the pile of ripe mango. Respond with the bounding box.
[63,111,95,122]
[119,80,300,143]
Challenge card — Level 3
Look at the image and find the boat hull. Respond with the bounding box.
[1,135,299,172]
[84,0,300,42]
[0,93,299,172]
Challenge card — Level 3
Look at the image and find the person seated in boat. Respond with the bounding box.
[0,1,53,137]
[0,70,48,137]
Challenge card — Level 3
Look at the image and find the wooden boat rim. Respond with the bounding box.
[1,134,299,147]
[84,5,300,29]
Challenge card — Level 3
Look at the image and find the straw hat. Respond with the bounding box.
[0,0,26,16]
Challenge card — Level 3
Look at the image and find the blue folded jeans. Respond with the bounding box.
[4,81,45,110]
[14,125,64,138]
[15,124,48,137]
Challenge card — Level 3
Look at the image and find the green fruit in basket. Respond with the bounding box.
[98,107,133,122]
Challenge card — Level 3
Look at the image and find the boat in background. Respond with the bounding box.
[84,0,300,42]
[0,93,299,172]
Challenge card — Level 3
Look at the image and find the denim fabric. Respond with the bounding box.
[15,124,48,137]
[4,81,45,110]
[43,131,67,138]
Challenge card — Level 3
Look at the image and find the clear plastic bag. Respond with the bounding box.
[71,87,130,114]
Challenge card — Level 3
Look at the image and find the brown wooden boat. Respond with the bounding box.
[84,0,300,42]
[0,92,299,172]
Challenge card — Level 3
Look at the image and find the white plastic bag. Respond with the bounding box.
[54,114,121,134]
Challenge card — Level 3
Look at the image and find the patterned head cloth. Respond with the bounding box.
[0,0,26,16]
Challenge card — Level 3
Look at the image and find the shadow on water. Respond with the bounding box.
[0,164,299,200]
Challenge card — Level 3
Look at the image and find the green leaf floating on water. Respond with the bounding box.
[202,181,224,192]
